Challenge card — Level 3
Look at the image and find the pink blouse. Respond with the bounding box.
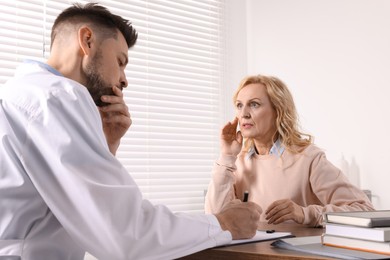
[205,144,374,227]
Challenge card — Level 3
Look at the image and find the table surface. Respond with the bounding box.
[178,222,333,260]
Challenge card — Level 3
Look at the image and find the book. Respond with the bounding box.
[271,236,390,259]
[322,234,390,256]
[225,230,292,246]
[324,210,390,227]
[325,223,390,242]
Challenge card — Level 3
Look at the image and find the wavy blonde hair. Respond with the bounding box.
[233,75,313,154]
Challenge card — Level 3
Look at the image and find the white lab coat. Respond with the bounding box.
[0,61,231,260]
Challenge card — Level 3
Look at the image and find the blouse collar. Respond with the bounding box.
[246,138,285,160]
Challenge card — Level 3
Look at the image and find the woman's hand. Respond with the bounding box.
[99,86,131,155]
[265,199,304,224]
[220,117,243,156]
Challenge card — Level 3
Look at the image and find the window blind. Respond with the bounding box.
[0,0,226,214]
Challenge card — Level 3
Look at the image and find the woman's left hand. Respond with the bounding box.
[265,199,304,224]
[99,86,131,155]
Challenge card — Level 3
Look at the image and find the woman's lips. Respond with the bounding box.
[241,123,253,129]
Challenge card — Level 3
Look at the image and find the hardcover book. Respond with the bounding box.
[322,234,390,255]
[325,223,390,242]
[324,210,390,228]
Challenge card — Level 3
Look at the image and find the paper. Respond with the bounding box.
[223,230,292,246]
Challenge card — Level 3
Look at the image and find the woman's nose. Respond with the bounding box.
[239,106,250,118]
[242,113,250,119]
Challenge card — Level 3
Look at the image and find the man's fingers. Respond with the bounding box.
[100,103,130,117]
[103,113,132,127]
[112,85,123,95]
[216,200,263,240]
[229,199,242,205]
[101,85,125,105]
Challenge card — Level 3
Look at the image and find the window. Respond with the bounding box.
[0,0,226,214]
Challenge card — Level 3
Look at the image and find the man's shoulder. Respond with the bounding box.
[2,62,94,117]
[12,61,88,98]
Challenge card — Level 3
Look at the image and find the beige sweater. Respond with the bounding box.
[205,144,374,227]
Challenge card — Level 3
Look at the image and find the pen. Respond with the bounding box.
[243,191,249,202]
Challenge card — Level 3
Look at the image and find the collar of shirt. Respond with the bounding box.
[246,138,285,160]
[24,59,63,77]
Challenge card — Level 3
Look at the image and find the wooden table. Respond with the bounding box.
[178,222,332,260]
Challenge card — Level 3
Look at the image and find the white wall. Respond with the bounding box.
[226,0,390,209]
[223,1,248,121]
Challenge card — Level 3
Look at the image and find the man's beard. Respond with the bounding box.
[84,50,114,107]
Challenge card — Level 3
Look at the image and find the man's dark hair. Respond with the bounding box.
[51,2,137,49]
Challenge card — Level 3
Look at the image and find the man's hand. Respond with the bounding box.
[99,86,131,155]
[220,117,243,156]
[215,200,262,239]
[265,199,304,225]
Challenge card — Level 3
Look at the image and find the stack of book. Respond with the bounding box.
[322,210,390,256]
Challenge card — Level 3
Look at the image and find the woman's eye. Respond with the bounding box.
[236,103,243,109]
[250,102,259,108]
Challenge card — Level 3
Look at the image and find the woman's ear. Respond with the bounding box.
[78,26,93,56]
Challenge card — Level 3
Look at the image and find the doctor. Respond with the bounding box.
[0,3,261,260]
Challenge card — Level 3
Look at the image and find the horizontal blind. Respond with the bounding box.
[1,0,226,214]
[0,1,46,83]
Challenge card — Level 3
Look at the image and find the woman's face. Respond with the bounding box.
[235,83,277,143]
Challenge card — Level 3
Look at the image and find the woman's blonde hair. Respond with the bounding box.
[233,75,312,153]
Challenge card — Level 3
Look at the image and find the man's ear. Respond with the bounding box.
[78,26,93,56]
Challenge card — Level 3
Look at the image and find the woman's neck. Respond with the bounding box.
[253,141,274,155]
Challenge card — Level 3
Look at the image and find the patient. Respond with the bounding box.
[205,74,374,227]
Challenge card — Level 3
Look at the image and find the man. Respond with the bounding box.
[0,3,261,259]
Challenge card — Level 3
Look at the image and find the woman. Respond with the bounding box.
[205,75,374,227]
